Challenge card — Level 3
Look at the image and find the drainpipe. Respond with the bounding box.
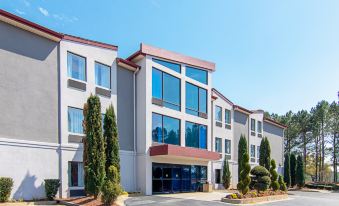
[133,67,139,192]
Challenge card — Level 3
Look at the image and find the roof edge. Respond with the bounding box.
[233,105,253,115]
[211,88,234,105]
[117,58,140,71]
[62,34,118,51]
[264,117,287,129]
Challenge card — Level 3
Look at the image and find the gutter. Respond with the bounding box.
[133,66,140,192]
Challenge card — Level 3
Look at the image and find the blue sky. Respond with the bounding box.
[1,0,338,115]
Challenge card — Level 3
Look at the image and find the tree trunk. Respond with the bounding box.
[334,132,337,182]
[303,132,307,173]
[321,120,325,182]
[315,135,319,182]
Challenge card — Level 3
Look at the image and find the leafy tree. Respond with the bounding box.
[237,152,250,195]
[296,155,305,188]
[328,101,339,182]
[84,95,105,198]
[283,153,291,187]
[290,153,297,187]
[104,104,120,183]
[295,110,311,173]
[82,103,89,192]
[222,158,231,189]
[238,135,247,181]
[259,137,271,170]
[101,166,121,205]
[251,165,271,192]
[270,159,280,191]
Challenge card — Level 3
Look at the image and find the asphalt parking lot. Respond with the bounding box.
[125,190,339,206]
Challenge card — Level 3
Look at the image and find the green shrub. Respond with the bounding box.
[278,175,287,191]
[237,153,251,195]
[44,179,60,200]
[222,158,231,189]
[250,165,270,177]
[296,155,305,188]
[283,153,291,188]
[238,135,247,182]
[101,181,120,206]
[270,159,280,191]
[259,137,271,170]
[0,177,13,202]
[290,153,297,187]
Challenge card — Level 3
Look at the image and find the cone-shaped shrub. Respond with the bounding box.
[222,158,231,189]
[259,137,271,170]
[283,153,291,188]
[238,135,247,182]
[101,166,121,206]
[270,159,280,191]
[250,165,271,192]
[278,175,287,191]
[296,155,305,188]
[237,153,250,195]
[290,153,297,187]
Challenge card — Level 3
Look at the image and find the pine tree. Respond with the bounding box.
[259,137,271,170]
[283,153,291,188]
[238,135,247,182]
[84,95,105,198]
[104,104,120,183]
[296,155,305,188]
[237,153,251,195]
[290,153,297,187]
[82,103,89,193]
[270,159,280,191]
[222,158,231,189]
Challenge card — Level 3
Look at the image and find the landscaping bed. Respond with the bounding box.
[221,191,288,204]
[58,194,128,206]
[305,182,339,191]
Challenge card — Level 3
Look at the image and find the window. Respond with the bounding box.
[152,68,181,111]
[215,106,222,122]
[257,146,260,162]
[185,122,207,149]
[186,66,208,84]
[68,107,84,134]
[215,137,222,153]
[153,58,181,73]
[67,52,86,81]
[152,113,180,145]
[251,145,256,158]
[95,62,110,89]
[257,121,262,134]
[225,139,231,154]
[215,169,221,184]
[251,118,256,132]
[186,82,207,117]
[68,162,84,187]
[225,109,231,125]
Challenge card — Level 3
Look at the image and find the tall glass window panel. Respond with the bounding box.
[185,83,199,116]
[95,62,110,89]
[251,118,256,132]
[199,125,207,149]
[68,162,84,187]
[215,169,221,184]
[215,106,222,121]
[225,109,231,124]
[251,145,256,158]
[257,121,262,133]
[215,137,222,153]
[186,66,208,84]
[163,116,180,145]
[152,113,163,143]
[185,122,199,148]
[163,73,180,110]
[257,146,260,162]
[67,52,86,81]
[225,139,231,154]
[152,68,162,99]
[68,107,84,134]
[198,88,207,114]
[153,58,181,73]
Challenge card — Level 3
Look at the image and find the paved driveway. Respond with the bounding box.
[125,190,339,206]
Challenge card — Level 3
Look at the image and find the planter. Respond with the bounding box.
[203,183,213,192]
[221,194,288,204]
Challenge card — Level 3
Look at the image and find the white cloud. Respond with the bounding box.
[38,7,49,16]
[23,0,30,7]
[15,9,25,15]
[52,13,78,23]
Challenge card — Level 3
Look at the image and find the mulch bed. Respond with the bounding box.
[59,196,118,206]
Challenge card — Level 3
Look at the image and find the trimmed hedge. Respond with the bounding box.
[250,166,270,177]
[44,179,60,200]
[0,177,13,202]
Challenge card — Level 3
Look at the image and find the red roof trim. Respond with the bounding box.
[0,9,63,39]
[126,50,145,61]
[264,117,287,129]
[117,58,140,69]
[233,105,253,115]
[150,144,221,161]
[212,88,234,105]
[62,34,118,51]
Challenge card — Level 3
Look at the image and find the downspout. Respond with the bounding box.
[133,67,139,192]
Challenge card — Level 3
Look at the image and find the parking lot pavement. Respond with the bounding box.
[125,190,339,206]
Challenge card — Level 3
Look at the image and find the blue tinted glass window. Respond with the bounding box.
[225,139,231,154]
[215,137,222,153]
[163,116,180,145]
[152,68,163,99]
[186,66,207,84]
[95,62,110,89]
[199,88,207,114]
[185,121,207,149]
[199,125,207,149]
[163,73,180,111]
[67,52,86,81]
[225,109,231,124]
[215,106,222,121]
[152,113,162,143]
[152,113,180,145]
[185,82,207,117]
[153,58,181,73]
[68,107,84,134]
